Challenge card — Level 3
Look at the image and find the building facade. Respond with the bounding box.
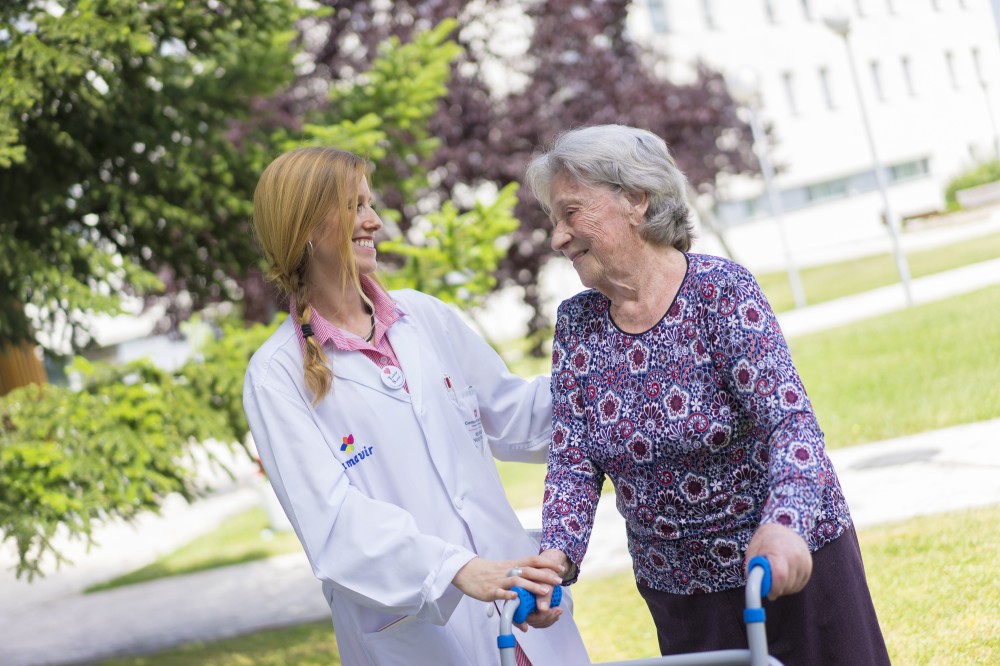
[627,0,1000,269]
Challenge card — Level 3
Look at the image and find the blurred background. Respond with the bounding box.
[2,1,999,664]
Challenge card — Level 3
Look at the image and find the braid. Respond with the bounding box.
[291,270,332,404]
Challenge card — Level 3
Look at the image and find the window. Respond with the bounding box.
[764,0,776,23]
[870,60,885,101]
[818,67,835,108]
[945,50,959,89]
[647,0,670,33]
[972,47,984,85]
[782,71,799,114]
[901,56,916,96]
[889,158,930,182]
[714,158,930,225]
[800,0,813,20]
[702,0,717,29]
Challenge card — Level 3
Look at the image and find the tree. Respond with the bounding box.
[0,0,302,368]
[276,0,757,352]
[0,18,525,579]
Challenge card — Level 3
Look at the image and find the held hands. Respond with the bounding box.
[745,523,813,600]
[517,549,572,629]
[452,554,565,630]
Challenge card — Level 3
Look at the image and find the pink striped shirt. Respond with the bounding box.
[290,276,407,391]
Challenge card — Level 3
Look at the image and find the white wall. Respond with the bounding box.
[627,0,1000,265]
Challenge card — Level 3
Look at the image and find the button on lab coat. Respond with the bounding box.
[243,289,590,665]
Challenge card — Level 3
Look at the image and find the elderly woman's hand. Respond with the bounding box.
[745,523,813,600]
[452,555,564,630]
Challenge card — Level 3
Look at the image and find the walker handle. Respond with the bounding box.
[510,585,562,625]
[748,556,772,599]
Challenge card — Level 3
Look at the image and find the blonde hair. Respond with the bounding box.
[252,146,372,403]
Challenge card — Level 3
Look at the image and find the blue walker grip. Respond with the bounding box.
[510,585,562,625]
[748,556,772,599]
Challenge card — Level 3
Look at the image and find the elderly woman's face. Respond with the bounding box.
[548,172,643,292]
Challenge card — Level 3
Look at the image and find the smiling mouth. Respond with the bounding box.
[353,239,375,249]
[569,250,587,262]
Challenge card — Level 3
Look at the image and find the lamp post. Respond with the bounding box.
[728,69,808,309]
[823,11,913,306]
[975,66,1000,161]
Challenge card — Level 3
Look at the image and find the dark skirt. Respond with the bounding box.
[636,528,891,665]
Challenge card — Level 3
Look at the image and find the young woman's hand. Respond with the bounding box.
[452,555,565,629]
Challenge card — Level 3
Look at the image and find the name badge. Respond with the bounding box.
[380,365,405,390]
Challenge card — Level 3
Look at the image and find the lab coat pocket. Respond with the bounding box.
[448,385,485,452]
[360,616,460,665]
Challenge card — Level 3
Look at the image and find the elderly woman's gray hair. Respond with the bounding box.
[525,124,694,252]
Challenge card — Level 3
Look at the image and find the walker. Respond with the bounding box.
[498,556,783,666]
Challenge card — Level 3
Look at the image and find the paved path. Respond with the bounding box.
[3,218,1000,665]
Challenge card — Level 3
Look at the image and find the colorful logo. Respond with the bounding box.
[339,433,375,471]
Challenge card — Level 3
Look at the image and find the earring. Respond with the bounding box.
[307,240,315,256]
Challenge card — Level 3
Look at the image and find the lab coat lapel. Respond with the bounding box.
[329,348,409,402]
[386,315,424,414]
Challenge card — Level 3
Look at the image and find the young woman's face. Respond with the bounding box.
[313,175,383,278]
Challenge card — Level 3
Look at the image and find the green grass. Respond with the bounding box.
[98,505,1000,665]
[99,620,340,666]
[862,505,1000,665]
[794,284,1000,448]
[86,507,301,593]
[755,231,1000,313]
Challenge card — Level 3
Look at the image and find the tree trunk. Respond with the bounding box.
[0,342,47,396]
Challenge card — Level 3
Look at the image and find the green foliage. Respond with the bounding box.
[0,357,229,579]
[0,0,302,349]
[180,316,282,447]
[0,16,523,580]
[944,159,1000,210]
[380,183,521,308]
[311,19,462,211]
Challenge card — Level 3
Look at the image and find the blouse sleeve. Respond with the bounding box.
[705,262,833,544]
[539,301,605,582]
[243,378,475,624]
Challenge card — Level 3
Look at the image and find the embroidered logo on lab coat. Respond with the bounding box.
[340,433,374,470]
[341,434,355,452]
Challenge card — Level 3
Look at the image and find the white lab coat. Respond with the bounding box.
[243,289,590,666]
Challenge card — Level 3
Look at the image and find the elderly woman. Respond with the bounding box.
[526,125,890,664]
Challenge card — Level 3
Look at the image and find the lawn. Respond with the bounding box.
[86,507,301,593]
[98,504,1000,665]
[754,231,1000,313]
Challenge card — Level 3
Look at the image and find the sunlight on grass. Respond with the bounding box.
[86,506,301,593]
[862,505,1000,665]
[99,620,340,666]
[571,569,658,662]
[98,506,1000,665]
[755,231,1000,312]
[793,285,1000,447]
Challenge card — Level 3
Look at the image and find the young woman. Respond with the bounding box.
[243,146,590,665]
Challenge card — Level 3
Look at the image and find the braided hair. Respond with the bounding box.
[252,147,372,403]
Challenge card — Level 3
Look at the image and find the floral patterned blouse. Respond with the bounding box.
[540,254,852,594]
